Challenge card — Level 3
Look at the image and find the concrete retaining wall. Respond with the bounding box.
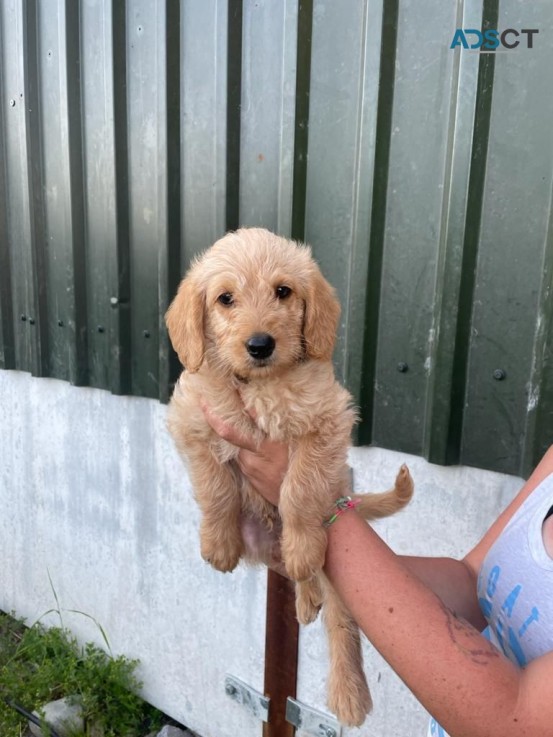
[0,370,523,736]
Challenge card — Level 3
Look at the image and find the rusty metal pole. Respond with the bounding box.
[263,569,299,737]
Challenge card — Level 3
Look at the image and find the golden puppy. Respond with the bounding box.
[165,227,413,726]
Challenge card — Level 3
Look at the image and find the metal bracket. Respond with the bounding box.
[285,697,342,737]
[224,675,270,722]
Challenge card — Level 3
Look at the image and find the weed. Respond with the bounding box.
[0,611,164,737]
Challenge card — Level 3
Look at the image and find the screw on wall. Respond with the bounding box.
[225,683,237,697]
[110,296,129,308]
[493,369,506,381]
[397,361,409,373]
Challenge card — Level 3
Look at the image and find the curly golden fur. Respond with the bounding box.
[165,227,413,726]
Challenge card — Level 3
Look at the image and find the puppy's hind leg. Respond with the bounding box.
[322,575,372,727]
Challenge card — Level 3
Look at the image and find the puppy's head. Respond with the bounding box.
[165,228,340,377]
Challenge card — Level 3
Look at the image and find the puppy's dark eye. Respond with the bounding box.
[276,285,292,300]
[217,293,234,307]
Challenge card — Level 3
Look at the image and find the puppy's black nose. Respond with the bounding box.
[246,333,275,360]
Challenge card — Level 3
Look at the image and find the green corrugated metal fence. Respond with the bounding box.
[1,0,553,477]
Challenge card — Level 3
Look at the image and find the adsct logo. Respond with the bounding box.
[450,28,539,51]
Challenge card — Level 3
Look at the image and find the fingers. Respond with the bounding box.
[200,400,259,452]
[236,444,287,481]
[237,444,288,507]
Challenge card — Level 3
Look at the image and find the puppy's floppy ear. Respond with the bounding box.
[165,269,205,372]
[303,264,341,361]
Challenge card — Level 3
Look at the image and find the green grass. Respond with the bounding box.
[0,610,165,737]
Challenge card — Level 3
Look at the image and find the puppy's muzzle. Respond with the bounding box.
[246,333,275,360]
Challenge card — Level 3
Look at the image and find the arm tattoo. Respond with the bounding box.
[439,600,500,666]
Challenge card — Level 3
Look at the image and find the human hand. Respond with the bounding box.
[200,401,289,507]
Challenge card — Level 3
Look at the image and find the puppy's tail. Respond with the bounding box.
[351,464,413,520]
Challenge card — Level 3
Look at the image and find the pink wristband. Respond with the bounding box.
[323,496,361,527]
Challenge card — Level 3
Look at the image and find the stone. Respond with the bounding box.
[29,697,84,737]
[156,726,195,737]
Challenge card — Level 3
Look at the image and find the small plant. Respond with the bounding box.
[0,610,164,737]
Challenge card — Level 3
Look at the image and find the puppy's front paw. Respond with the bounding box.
[295,579,323,625]
[200,527,244,573]
[282,527,326,582]
[327,668,372,727]
[201,545,242,573]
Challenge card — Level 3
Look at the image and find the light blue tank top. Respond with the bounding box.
[428,474,553,736]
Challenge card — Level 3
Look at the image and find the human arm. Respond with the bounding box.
[324,509,553,737]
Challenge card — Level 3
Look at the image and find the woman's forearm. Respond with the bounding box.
[324,512,523,737]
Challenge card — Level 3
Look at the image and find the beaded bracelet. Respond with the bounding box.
[323,496,361,527]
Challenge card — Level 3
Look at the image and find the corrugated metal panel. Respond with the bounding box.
[1,0,553,476]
